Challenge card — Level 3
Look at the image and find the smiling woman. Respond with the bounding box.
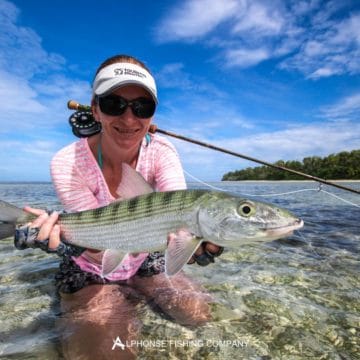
[14,53,224,359]
[91,85,156,178]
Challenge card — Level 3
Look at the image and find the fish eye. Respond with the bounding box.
[238,201,256,217]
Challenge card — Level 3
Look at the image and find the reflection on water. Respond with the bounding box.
[0,181,359,359]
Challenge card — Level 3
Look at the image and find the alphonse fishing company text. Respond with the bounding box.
[112,337,248,350]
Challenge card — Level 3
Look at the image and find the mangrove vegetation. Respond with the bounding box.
[222,149,360,181]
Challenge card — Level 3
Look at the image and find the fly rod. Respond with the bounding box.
[67,100,360,195]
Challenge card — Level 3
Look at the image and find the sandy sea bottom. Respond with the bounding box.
[0,181,359,359]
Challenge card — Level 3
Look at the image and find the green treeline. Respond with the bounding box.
[222,149,360,181]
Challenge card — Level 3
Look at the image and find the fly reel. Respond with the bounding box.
[68,110,101,138]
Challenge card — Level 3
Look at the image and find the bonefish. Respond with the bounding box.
[0,188,303,277]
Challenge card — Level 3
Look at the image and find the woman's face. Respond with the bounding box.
[93,85,154,149]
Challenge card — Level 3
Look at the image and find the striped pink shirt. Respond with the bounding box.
[50,134,186,280]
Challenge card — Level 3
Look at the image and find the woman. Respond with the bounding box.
[21,55,223,359]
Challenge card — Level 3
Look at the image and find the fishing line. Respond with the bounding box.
[183,169,360,209]
[185,170,352,276]
[318,190,360,208]
[67,100,359,196]
[294,231,340,274]
[184,170,228,192]
[185,168,319,197]
[295,231,324,260]
[67,100,360,195]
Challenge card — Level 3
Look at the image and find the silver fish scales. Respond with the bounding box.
[0,189,303,276]
[59,190,207,251]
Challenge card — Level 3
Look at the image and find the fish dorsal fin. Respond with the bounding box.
[165,230,202,276]
[116,163,153,200]
[101,249,127,277]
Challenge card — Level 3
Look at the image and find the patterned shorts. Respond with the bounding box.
[55,252,165,294]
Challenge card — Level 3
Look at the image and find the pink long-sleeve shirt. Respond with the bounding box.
[50,134,186,280]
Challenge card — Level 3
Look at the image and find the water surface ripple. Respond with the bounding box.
[0,181,359,359]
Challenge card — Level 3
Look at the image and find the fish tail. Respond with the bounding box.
[0,200,31,240]
[0,222,16,240]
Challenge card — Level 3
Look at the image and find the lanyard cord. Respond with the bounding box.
[96,133,150,170]
[97,136,103,169]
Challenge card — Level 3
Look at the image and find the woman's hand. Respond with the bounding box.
[23,206,61,250]
[15,207,85,257]
[167,231,224,267]
[188,242,224,266]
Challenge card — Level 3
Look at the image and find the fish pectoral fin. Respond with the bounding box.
[165,230,202,277]
[101,249,127,278]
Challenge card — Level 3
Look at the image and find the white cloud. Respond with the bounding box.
[155,0,238,42]
[0,0,88,180]
[309,67,339,78]
[224,48,270,68]
[320,93,360,120]
[175,120,360,181]
[0,0,65,77]
[0,0,92,132]
[0,70,91,132]
[18,140,57,157]
[231,1,285,36]
[281,10,360,78]
[157,84,360,181]
[155,0,360,78]
[227,123,360,160]
[0,69,46,114]
[0,0,74,130]
[154,62,254,136]
[156,63,196,90]
[291,0,322,16]
[0,138,61,178]
[156,62,225,99]
[303,40,328,57]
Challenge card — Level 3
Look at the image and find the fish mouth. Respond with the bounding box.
[264,218,304,239]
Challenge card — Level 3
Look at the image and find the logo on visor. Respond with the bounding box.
[114,68,146,78]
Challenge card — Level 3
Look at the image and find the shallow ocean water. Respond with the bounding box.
[0,181,359,359]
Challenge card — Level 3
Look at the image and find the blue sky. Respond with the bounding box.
[0,0,359,182]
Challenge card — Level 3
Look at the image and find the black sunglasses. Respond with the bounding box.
[96,94,156,119]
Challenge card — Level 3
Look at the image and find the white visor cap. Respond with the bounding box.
[92,62,158,103]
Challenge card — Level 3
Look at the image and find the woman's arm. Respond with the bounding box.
[50,147,100,212]
[153,140,186,191]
